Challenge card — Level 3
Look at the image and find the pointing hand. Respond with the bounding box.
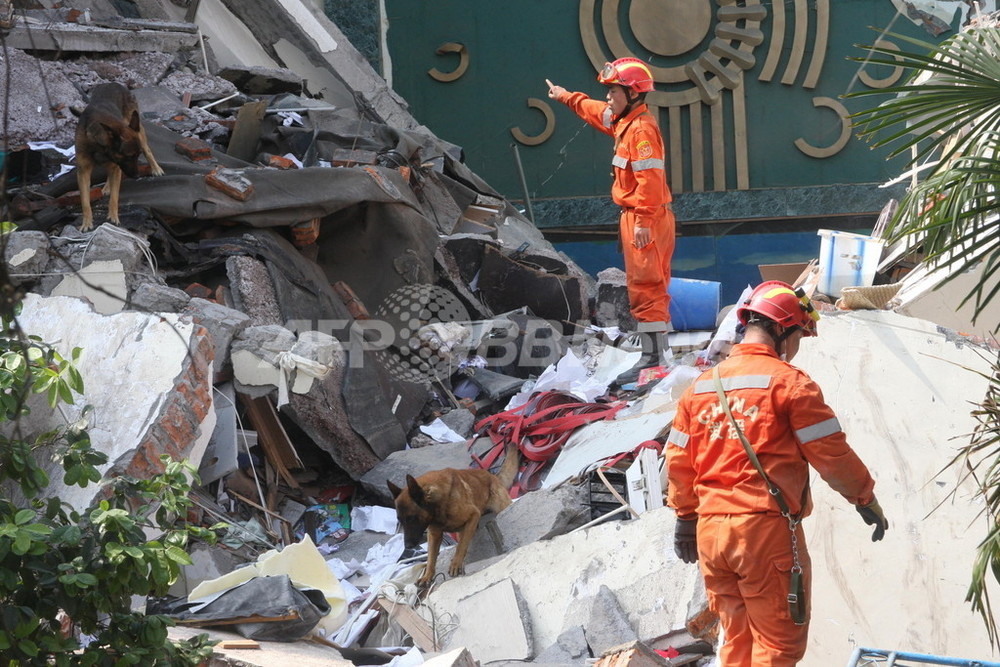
[546,78,565,100]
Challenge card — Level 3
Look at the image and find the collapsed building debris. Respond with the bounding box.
[3,3,1000,666]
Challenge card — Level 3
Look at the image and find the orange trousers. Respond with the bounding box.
[619,206,675,327]
[698,514,811,667]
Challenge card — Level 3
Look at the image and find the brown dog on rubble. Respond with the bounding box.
[387,442,519,586]
[75,82,164,231]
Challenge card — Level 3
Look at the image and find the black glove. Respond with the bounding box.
[674,517,698,564]
[856,498,889,542]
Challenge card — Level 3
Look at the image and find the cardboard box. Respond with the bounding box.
[759,262,811,287]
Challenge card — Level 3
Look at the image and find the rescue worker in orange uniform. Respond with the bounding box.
[666,281,889,666]
[546,58,675,378]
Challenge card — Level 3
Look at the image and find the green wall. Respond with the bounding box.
[381,1,953,225]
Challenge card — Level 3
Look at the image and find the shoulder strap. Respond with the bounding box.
[712,366,795,518]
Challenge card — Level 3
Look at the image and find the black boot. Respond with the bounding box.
[614,331,668,386]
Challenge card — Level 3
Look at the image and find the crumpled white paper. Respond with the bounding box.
[419,417,467,444]
[350,505,399,534]
[505,347,639,411]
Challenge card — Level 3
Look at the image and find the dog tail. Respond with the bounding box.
[497,442,520,490]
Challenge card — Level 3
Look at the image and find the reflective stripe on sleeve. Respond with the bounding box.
[693,374,772,394]
[667,428,689,449]
[795,417,842,444]
[612,154,628,169]
[632,157,665,171]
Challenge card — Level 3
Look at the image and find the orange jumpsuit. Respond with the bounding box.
[555,91,675,329]
[666,343,876,666]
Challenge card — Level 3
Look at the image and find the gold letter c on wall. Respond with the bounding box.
[794,96,851,159]
[428,42,469,82]
[511,98,555,146]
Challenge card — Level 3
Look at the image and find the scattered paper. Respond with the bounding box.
[350,505,399,534]
[419,417,467,443]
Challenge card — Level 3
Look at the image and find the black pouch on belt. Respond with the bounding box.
[788,569,806,625]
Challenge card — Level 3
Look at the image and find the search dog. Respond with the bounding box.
[75,82,163,231]
[388,443,519,586]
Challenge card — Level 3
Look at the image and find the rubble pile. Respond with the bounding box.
[0,8,715,666]
[4,5,1000,667]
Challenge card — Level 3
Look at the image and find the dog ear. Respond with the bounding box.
[405,474,425,505]
[86,122,113,148]
[128,109,141,133]
[387,479,403,499]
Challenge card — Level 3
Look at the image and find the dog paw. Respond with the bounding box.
[150,164,164,177]
[80,217,94,232]
[448,564,466,578]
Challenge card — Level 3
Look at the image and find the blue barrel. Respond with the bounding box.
[668,278,721,331]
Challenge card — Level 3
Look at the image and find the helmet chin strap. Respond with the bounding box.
[613,89,641,122]
[764,322,799,357]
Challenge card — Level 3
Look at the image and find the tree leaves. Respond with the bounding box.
[847,28,1000,329]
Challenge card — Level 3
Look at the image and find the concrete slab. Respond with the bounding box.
[5,21,200,53]
[426,507,702,655]
[794,310,999,664]
[444,578,532,662]
[10,293,214,512]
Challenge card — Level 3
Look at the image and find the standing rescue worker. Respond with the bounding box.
[666,281,888,666]
[546,58,675,379]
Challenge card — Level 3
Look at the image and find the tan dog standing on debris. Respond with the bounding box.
[387,442,519,586]
[75,82,164,231]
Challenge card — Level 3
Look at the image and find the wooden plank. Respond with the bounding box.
[239,394,301,488]
[226,100,268,162]
[376,598,437,652]
[219,639,260,650]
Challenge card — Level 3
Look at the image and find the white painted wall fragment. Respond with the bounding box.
[10,293,214,511]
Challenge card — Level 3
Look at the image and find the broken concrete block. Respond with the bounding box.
[130,281,191,313]
[47,259,128,315]
[206,167,254,201]
[160,69,238,102]
[595,267,636,331]
[585,585,640,656]
[360,441,475,504]
[231,324,296,395]
[4,230,50,286]
[466,483,590,564]
[218,64,304,95]
[225,255,282,326]
[439,408,475,439]
[535,625,590,664]
[685,577,719,646]
[184,298,252,373]
[42,224,156,308]
[594,640,672,667]
[10,294,214,512]
[230,326,341,402]
[444,578,533,662]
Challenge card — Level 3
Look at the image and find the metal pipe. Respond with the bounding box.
[845,647,1000,667]
[511,142,535,224]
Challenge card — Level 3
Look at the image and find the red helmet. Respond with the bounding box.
[736,281,819,336]
[597,58,655,93]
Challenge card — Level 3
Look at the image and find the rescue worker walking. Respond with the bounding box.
[546,58,675,380]
[665,281,889,666]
